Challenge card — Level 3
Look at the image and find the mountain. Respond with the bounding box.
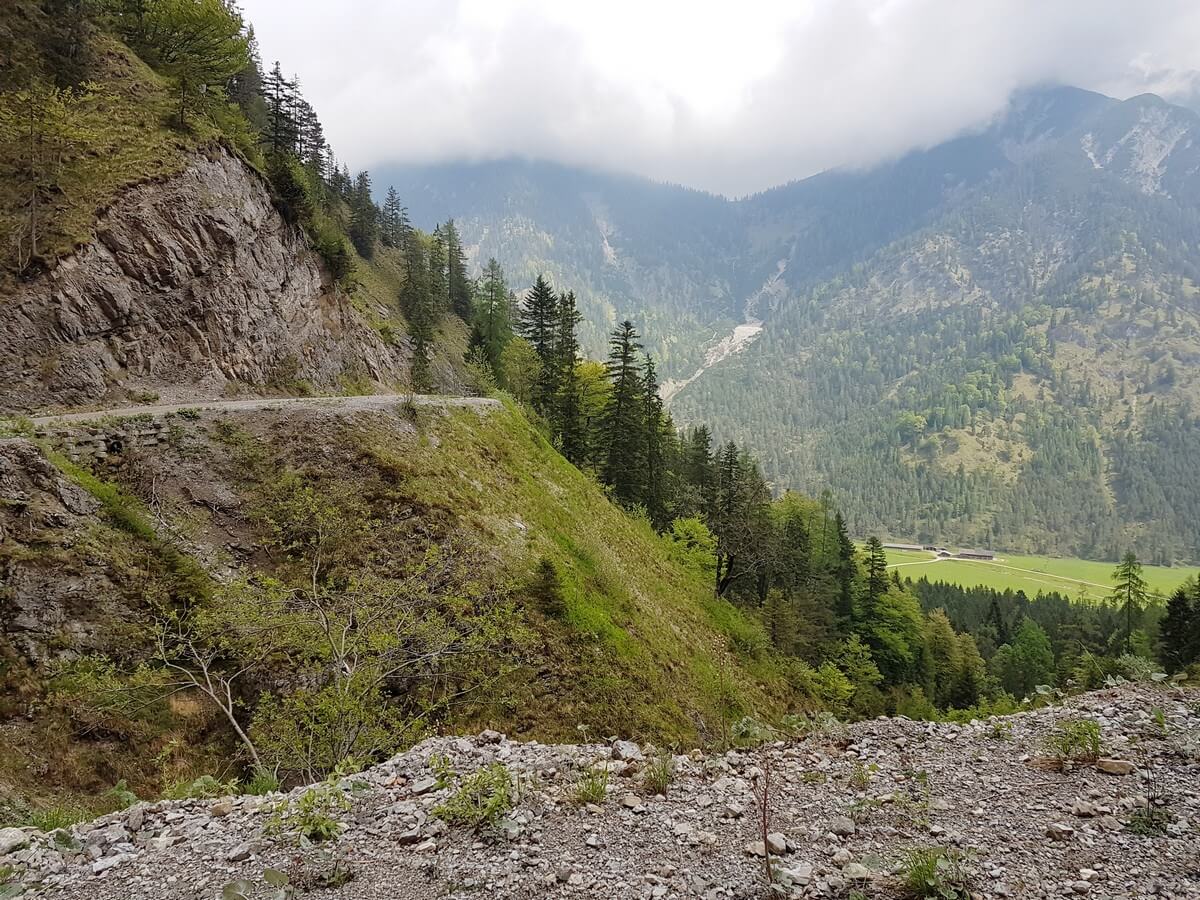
[383,86,1200,564]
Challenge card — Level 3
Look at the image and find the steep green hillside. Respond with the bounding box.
[393,88,1200,564]
[0,401,786,815]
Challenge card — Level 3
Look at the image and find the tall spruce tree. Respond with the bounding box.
[554,291,586,463]
[445,219,473,320]
[834,512,856,626]
[864,536,889,612]
[601,320,645,507]
[1109,551,1149,654]
[381,187,410,250]
[518,275,560,413]
[642,355,667,529]
[427,228,448,316]
[400,240,434,392]
[348,170,379,258]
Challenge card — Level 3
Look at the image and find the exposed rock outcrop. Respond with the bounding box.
[6,685,1199,899]
[0,146,410,413]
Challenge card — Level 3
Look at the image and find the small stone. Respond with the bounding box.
[766,832,788,855]
[411,776,439,796]
[1046,822,1075,841]
[568,873,585,886]
[844,862,870,880]
[832,848,853,865]
[830,815,857,837]
[556,866,573,883]
[1095,759,1135,776]
[209,800,233,817]
[0,828,28,856]
[226,842,253,862]
[585,833,603,849]
[125,805,144,832]
[619,793,641,809]
[612,740,643,762]
[744,841,767,858]
[414,839,437,852]
[1071,880,1092,894]
[1072,800,1098,818]
[721,802,746,819]
[91,854,129,874]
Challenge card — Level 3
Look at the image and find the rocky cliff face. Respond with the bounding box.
[0,146,410,414]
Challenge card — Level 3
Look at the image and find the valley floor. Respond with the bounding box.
[883,549,1200,598]
[7,685,1199,899]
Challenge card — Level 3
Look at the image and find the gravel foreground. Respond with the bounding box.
[4,685,1199,899]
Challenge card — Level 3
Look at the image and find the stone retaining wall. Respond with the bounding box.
[36,417,174,463]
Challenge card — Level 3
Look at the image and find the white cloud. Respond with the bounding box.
[240,0,1200,195]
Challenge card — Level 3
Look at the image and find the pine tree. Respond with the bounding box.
[601,320,645,507]
[682,426,716,518]
[641,355,667,529]
[400,240,434,392]
[554,291,586,464]
[834,513,856,626]
[469,258,511,379]
[262,61,298,153]
[1159,582,1198,671]
[427,228,448,316]
[380,187,410,250]
[348,170,379,258]
[864,536,888,611]
[518,275,560,413]
[445,220,473,320]
[1109,551,1149,654]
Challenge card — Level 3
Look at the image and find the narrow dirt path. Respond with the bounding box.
[31,394,500,426]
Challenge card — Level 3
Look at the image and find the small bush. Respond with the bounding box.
[434,764,512,829]
[1043,718,1102,765]
[267,782,350,844]
[988,719,1013,741]
[573,765,609,806]
[849,762,877,790]
[899,846,971,898]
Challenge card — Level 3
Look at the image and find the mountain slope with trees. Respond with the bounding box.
[391,88,1200,564]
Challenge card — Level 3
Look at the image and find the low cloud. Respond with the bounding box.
[242,0,1200,196]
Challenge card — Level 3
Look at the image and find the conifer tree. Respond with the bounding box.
[834,513,856,625]
[864,536,889,612]
[427,228,448,316]
[400,240,434,392]
[518,275,560,412]
[1109,551,1149,654]
[602,320,646,507]
[1159,581,1198,671]
[553,291,586,464]
[381,187,410,250]
[445,219,473,320]
[348,170,379,258]
[642,355,667,529]
[468,258,512,379]
[262,61,298,153]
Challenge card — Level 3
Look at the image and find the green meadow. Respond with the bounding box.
[882,547,1199,600]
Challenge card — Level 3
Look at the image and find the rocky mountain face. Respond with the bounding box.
[0,146,412,414]
[5,684,1198,898]
[386,87,1200,562]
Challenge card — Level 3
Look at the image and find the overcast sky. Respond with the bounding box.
[241,0,1200,196]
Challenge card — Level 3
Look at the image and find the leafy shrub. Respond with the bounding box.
[988,719,1013,741]
[104,779,139,811]
[1115,654,1161,683]
[573,765,609,806]
[899,846,972,898]
[434,763,512,829]
[1043,718,1102,765]
[661,517,717,574]
[267,782,350,843]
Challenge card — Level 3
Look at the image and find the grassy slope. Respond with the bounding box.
[345,399,787,741]
[1,400,788,821]
[883,547,1198,598]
